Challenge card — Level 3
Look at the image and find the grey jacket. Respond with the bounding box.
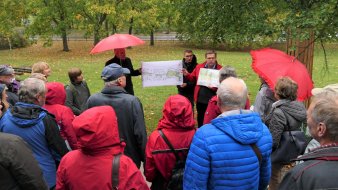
[264,99,306,149]
[253,83,276,121]
[65,81,90,116]
[86,86,147,168]
[0,133,48,190]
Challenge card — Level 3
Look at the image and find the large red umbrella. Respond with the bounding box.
[90,34,145,54]
[251,48,313,101]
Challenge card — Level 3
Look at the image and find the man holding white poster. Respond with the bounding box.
[183,50,222,127]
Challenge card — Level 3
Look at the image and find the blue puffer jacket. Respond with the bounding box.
[183,110,273,190]
[0,102,69,188]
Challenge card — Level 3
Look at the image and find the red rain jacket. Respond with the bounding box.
[56,106,149,190]
[203,95,251,125]
[145,95,196,187]
[185,61,222,102]
[44,82,77,150]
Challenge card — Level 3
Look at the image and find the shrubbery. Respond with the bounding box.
[0,32,29,50]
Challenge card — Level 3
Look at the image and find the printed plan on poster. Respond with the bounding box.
[142,60,183,87]
[197,68,220,88]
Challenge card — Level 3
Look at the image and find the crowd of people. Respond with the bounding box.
[0,48,338,190]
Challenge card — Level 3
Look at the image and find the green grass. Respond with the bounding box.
[0,41,337,134]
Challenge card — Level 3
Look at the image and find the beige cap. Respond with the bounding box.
[312,83,338,95]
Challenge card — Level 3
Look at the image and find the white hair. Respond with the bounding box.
[217,77,247,110]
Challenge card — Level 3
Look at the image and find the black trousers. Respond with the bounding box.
[196,102,208,127]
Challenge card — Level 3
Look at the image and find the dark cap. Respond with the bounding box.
[101,63,130,82]
[0,65,14,76]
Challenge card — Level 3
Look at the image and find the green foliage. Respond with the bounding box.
[0,0,27,39]
[176,0,277,48]
[0,32,28,50]
[281,0,338,42]
[176,0,338,48]
[25,0,76,50]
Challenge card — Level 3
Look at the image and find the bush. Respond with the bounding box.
[0,32,29,50]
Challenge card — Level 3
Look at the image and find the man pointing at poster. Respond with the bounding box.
[183,50,222,127]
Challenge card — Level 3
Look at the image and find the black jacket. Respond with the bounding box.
[279,146,338,190]
[86,86,147,168]
[0,133,48,190]
[177,55,197,95]
[106,56,141,95]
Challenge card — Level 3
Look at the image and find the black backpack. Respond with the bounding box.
[158,130,187,190]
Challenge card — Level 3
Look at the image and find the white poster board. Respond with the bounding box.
[142,60,183,87]
[197,68,220,88]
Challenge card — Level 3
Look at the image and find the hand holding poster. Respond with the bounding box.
[197,68,220,88]
[142,60,183,87]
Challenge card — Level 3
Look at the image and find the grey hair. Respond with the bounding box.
[104,79,119,87]
[19,78,46,104]
[311,90,338,141]
[217,77,247,110]
[219,65,237,83]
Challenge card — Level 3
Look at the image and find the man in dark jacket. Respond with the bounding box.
[0,132,48,190]
[105,48,141,95]
[177,50,197,107]
[279,90,338,190]
[86,63,147,168]
[0,78,69,189]
[0,65,19,106]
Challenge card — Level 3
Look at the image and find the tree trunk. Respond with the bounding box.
[129,17,134,35]
[94,27,100,45]
[105,20,109,36]
[112,24,117,34]
[286,30,315,107]
[150,30,154,46]
[61,30,70,52]
[7,37,12,50]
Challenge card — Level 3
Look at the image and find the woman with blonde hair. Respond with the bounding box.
[31,61,51,79]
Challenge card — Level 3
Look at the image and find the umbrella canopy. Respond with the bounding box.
[90,34,145,54]
[251,48,313,101]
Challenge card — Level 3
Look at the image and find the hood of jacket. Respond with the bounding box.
[211,110,264,145]
[8,102,47,128]
[45,82,66,105]
[157,95,195,130]
[72,106,124,154]
[273,99,307,123]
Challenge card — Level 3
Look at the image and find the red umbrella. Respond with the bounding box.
[90,34,145,54]
[251,48,314,101]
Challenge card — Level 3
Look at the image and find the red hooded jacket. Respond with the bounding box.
[44,82,77,150]
[185,61,222,102]
[56,106,149,190]
[145,95,196,188]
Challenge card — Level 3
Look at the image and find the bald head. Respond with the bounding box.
[217,77,248,112]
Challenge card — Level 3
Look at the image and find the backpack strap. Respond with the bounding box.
[250,144,262,166]
[112,153,121,190]
[158,129,180,160]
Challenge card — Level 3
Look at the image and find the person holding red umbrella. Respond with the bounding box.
[105,48,142,95]
[90,34,145,96]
